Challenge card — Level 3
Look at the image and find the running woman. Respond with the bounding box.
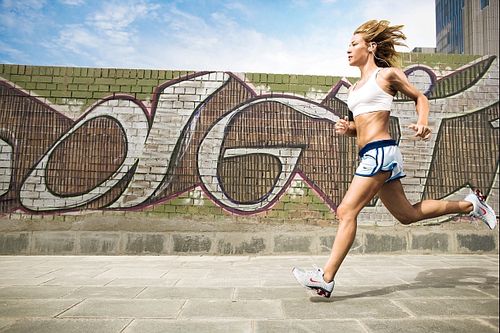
[292,19,497,298]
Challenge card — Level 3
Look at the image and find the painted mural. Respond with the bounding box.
[0,55,498,219]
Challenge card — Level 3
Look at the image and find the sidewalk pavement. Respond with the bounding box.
[0,254,498,333]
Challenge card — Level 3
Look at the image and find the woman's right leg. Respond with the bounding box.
[322,171,390,283]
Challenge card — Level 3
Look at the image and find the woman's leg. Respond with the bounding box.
[378,179,473,224]
[322,171,390,283]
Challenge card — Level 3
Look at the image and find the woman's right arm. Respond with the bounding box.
[335,116,357,136]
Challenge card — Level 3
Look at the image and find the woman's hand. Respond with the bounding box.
[335,116,350,135]
[408,123,432,140]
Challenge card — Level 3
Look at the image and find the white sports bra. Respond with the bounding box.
[347,68,394,118]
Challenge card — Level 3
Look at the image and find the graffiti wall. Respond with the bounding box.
[0,54,498,226]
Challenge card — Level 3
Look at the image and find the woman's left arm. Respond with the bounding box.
[386,68,432,140]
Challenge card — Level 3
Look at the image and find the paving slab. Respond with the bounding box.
[235,287,310,300]
[0,318,130,333]
[59,299,186,318]
[281,298,411,319]
[0,286,76,299]
[0,277,54,286]
[41,277,115,286]
[0,319,15,331]
[179,299,283,319]
[362,318,499,333]
[393,298,499,317]
[254,319,367,333]
[136,287,233,299]
[0,299,81,317]
[123,319,252,333]
[62,286,145,299]
[105,278,179,287]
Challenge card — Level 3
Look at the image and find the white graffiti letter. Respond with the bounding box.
[108,72,230,208]
[198,96,338,213]
[20,98,149,211]
[0,137,12,196]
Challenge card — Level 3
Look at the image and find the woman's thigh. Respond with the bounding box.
[378,179,415,222]
[339,171,390,217]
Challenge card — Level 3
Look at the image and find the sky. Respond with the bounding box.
[0,0,436,77]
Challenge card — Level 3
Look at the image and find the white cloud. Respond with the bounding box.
[51,0,160,67]
[59,0,85,5]
[2,0,45,9]
[88,1,155,31]
[224,1,253,18]
[41,0,436,77]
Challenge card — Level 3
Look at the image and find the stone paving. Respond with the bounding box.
[0,254,498,332]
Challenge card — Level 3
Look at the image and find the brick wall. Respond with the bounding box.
[0,53,498,231]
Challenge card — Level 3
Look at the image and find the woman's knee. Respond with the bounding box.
[394,211,419,225]
[336,204,357,223]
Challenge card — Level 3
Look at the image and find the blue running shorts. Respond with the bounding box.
[355,139,406,183]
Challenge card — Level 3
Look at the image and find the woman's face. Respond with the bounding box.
[347,33,370,66]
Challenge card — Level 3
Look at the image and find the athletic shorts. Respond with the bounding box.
[355,139,406,183]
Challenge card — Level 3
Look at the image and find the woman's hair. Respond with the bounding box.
[354,20,407,67]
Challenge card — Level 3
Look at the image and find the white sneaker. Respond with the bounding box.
[465,189,497,230]
[292,266,334,298]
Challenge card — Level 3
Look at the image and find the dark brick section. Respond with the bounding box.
[0,232,29,255]
[125,234,165,254]
[32,232,76,254]
[274,235,312,253]
[411,233,449,252]
[217,237,266,255]
[79,232,120,255]
[365,234,407,253]
[457,234,496,252]
[173,234,212,253]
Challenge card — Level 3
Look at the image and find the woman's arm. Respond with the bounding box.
[385,68,432,140]
[335,116,357,136]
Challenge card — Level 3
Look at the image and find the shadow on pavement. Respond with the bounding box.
[310,267,499,303]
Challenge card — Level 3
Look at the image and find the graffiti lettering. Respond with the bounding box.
[0,55,498,218]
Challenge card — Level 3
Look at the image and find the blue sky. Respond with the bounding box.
[0,0,436,76]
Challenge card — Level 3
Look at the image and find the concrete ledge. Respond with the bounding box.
[1,227,498,255]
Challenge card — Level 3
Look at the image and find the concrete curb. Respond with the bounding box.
[1,227,498,255]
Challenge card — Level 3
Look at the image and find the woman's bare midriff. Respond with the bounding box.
[354,111,392,148]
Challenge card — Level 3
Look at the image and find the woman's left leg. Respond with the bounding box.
[378,179,473,224]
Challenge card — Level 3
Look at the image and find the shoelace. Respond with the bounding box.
[311,265,328,284]
[475,189,486,202]
[312,264,323,274]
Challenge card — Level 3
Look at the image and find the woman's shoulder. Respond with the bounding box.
[379,67,404,76]
[378,67,407,84]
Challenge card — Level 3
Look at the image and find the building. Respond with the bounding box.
[436,0,499,56]
[411,47,437,53]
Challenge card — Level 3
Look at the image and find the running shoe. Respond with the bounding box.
[465,189,497,230]
[292,265,334,298]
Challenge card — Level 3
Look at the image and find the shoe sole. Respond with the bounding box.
[314,287,332,298]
